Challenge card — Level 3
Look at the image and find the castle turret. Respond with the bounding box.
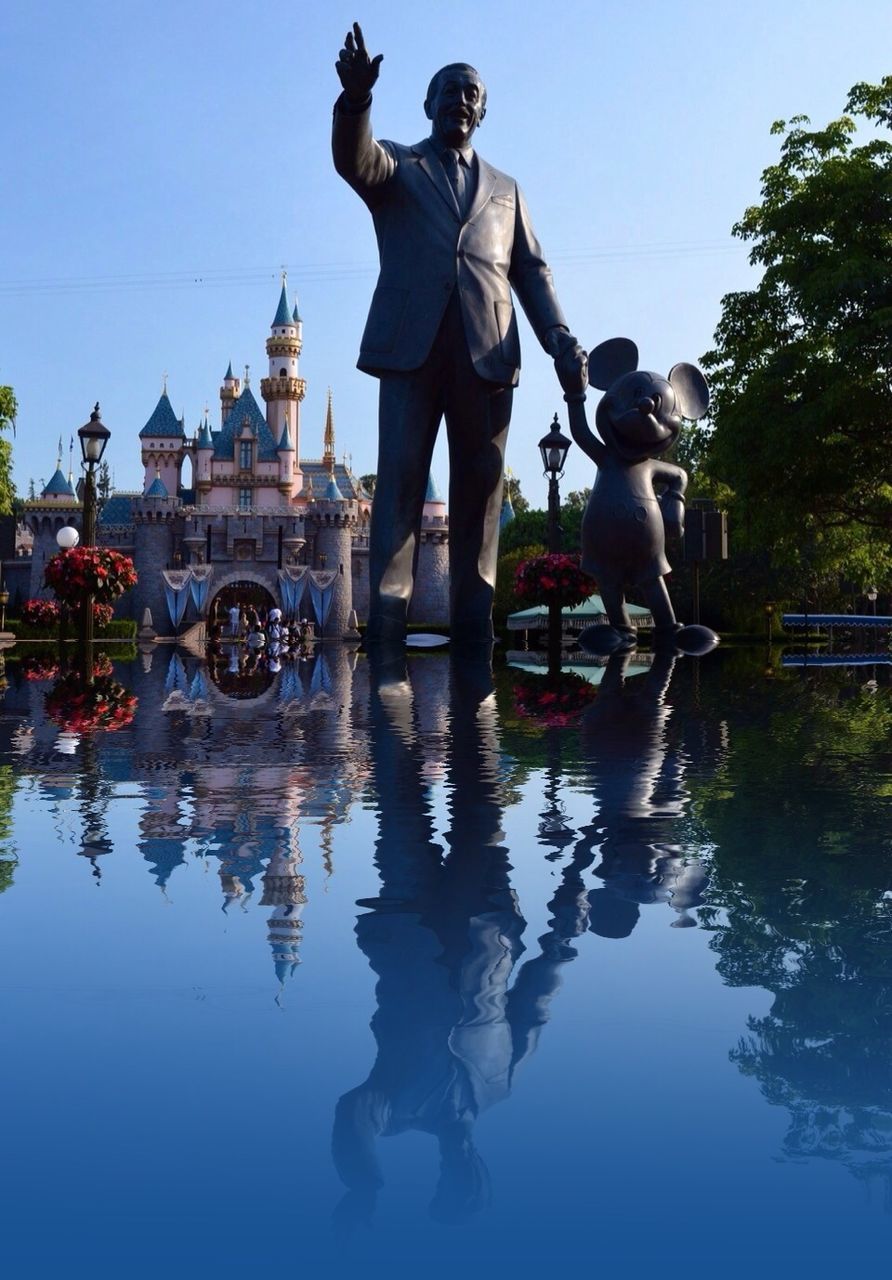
[277,420,295,495]
[139,384,185,496]
[195,411,214,497]
[220,361,240,426]
[261,277,305,494]
[408,472,449,626]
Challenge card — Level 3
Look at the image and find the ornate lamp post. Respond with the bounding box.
[77,404,111,682]
[55,525,80,663]
[538,413,572,676]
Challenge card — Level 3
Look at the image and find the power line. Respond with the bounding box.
[0,240,746,299]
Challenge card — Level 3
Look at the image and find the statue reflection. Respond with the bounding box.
[575,650,710,938]
[333,655,571,1229]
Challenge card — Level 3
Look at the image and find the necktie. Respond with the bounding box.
[444,148,468,218]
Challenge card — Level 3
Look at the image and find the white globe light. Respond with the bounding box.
[56,526,80,549]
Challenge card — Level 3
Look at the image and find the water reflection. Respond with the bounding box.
[693,667,892,1205]
[334,655,570,1227]
[4,645,370,988]
[3,645,892,1237]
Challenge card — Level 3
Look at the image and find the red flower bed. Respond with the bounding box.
[21,654,61,681]
[513,669,598,728]
[514,553,594,610]
[21,598,61,629]
[44,546,137,606]
[45,670,137,733]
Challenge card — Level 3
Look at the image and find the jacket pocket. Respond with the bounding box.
[361,286,409,353]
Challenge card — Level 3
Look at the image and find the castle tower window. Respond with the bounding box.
[238,488,251,512]
[239,441,253,471]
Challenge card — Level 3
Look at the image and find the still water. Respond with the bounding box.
[0,644,890,1278]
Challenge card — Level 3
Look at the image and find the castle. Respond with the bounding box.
[22,282,450,633]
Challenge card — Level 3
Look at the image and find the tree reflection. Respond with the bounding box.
[696,671,892,1203]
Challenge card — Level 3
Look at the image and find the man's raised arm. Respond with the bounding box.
[332,22,394,194]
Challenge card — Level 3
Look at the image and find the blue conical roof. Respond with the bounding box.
[144,473,168,498]
[43,468,77,498]
[272,282,293,328]
[292,300,301,324]
[224,361,234,381]
[197,416,213,448]
[500,491,516,529]
[324,476,342,501]
[277,422,295,452]
[212,385,279,461]
[425,473,444,504]
[139,391,184,439]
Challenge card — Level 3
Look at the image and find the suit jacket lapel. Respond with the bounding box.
[413,139,461,221]
[466,156,496,224]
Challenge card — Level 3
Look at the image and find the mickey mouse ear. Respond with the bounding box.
[668,363,709,420]
[587,338,638,390]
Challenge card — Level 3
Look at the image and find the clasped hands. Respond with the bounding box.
[549,331,588,400]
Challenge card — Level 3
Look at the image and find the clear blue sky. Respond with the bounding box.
[2,0,889,505]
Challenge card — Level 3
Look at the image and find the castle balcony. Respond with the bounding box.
[265,337,302,359]
[260,375,306,403]
[182,502,298,518]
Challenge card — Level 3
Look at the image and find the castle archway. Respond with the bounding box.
[209,574,277,624]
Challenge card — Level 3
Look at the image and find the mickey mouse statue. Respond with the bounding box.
[558,337,719,656]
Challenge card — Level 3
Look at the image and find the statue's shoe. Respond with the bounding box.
[674,623,720,656]
[578,624,637,655]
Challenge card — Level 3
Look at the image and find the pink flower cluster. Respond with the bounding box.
[514,553,594,609]
[45,547,138,606]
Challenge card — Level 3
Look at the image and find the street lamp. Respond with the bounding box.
[538,412,572,675]
[77,404,111,681]
[55,526,80,661]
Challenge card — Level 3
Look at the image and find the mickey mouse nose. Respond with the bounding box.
[637,396,656,416]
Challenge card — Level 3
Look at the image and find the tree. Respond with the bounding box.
[359,473,377,497]
[696,77,892,591]
[97,460,112,505]
[0,386,17,515]
[27,478,36,501]
[505,472,530,514]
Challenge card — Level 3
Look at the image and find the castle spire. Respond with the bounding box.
[323,388,335,475]
[272,273,293,329]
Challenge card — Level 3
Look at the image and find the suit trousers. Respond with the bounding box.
[367,290,513,644]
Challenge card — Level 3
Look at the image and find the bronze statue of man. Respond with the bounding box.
[333,23,586,647]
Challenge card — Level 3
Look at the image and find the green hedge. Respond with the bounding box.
[7,618,137,641]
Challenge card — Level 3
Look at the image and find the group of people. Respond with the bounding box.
[206,605,319,681]
[215,602,316,648]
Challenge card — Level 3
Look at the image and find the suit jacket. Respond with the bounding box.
[332,99,567,386]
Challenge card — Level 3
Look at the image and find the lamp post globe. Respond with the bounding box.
[538,413,571,483]
[56,526,80,550]
[78,403,110,468]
